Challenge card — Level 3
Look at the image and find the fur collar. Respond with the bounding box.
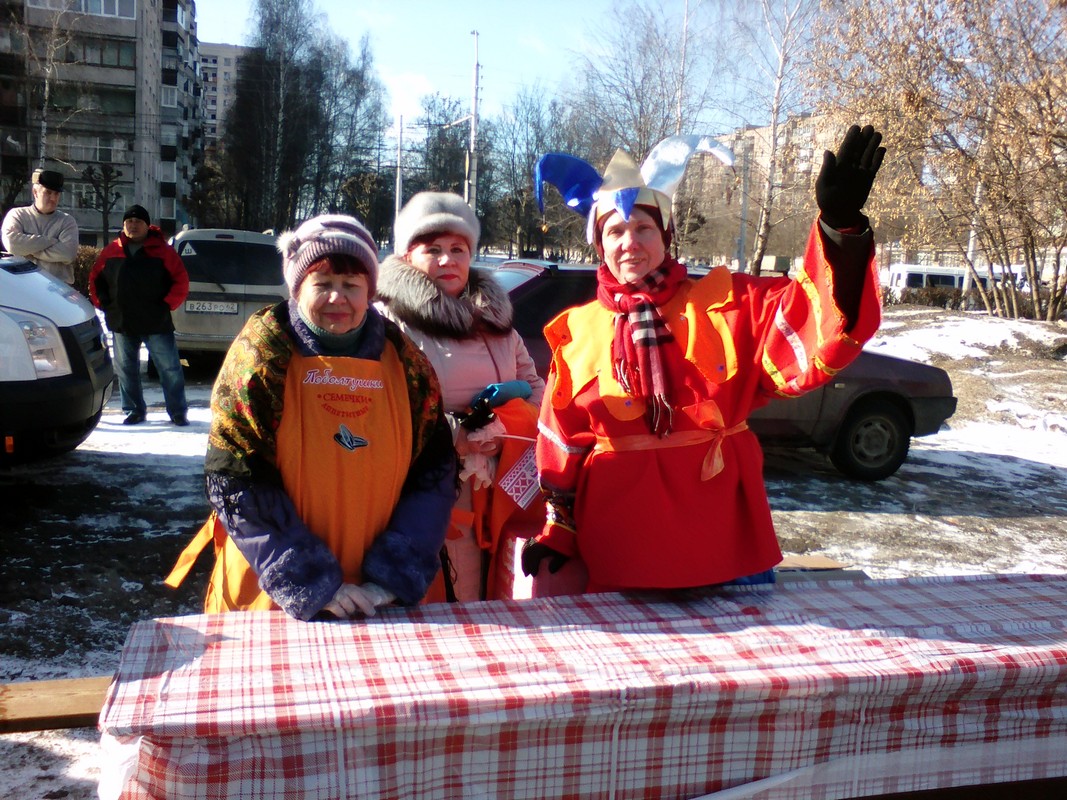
[376,255,513,339]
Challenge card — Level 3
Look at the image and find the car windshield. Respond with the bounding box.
[177,240,282,285]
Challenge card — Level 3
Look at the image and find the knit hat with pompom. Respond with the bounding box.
[276,214,379,296]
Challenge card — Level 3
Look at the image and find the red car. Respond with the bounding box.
[494,259,957,481]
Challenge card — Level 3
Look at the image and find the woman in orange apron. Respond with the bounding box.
[376,192,545,602]
[166,215,456,620]
[525,126,886,594]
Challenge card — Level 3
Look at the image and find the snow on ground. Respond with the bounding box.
[2,307,1066,797]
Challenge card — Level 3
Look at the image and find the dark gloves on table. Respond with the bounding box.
[816,124,886,230]
[520,539,569,577]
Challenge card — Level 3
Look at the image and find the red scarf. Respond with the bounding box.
[596,257,687,436]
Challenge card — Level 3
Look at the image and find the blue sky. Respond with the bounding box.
[195,0,612,124]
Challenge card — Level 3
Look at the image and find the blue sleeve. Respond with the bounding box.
[361,410,457,604]
[206,472,343,620]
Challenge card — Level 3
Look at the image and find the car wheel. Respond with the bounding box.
[830,399,911,481]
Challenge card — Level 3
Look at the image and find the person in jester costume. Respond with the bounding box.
[524,126,886,595]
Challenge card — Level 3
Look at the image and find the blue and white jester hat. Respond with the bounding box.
[535,135,734,243]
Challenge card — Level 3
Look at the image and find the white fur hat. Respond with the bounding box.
[276,214,379,296]
[393,192,480,255]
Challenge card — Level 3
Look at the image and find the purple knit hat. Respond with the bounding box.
[276,214,379,296]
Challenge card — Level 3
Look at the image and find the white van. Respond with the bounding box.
[169,228,287,364]
[0,254,114,464]
[885,264,970,297]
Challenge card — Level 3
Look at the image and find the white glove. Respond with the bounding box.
[359,581,396,608]
[459,452,496,490]
[323,581,396,619]
[466,416,506,446]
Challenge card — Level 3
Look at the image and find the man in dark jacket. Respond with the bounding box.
[89,205,190,426]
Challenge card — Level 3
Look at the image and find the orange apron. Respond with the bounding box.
[166,348,413,612]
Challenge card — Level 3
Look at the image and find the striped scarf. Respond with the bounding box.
[596,257,687,437]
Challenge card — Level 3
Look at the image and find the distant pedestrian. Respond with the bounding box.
[89,205,190,426]
[1,168,79,284]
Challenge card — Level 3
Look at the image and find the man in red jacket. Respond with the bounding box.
[89,205,190,426]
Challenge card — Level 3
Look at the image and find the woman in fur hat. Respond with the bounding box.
[525,126,886,595]
[377,192,545,602]
[166,214,456,620]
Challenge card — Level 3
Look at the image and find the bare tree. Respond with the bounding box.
[252,0,316,230]
[491,86,568,258]
[810,0,1067,321]
[687,0,820,274]
[299,31,387,219]
[570,0,719,161]
[412,94,470,197]
[19,0,78,164]
[80,163,122,242]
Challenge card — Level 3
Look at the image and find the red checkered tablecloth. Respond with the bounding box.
[97,574,1067,800]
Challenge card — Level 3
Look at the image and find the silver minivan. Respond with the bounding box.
[169,228,287,363]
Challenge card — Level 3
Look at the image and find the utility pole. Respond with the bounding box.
[736,142,750,271]
[677,0,688,134]
[467,30,480,215]
[395,116,403,226]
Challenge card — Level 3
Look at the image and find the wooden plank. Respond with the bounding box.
[778,554,852,570]
[0,676,112,733]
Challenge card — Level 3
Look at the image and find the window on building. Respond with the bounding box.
[160,162,176,182]
[28,0,135,19]
[161,86,177,107]
[161,126,179,147]
[60,37,136,69]
[224,57,232,66]
[95,137,127,163]
[71,182,98,210]
[159,197,176,219]
[98,88,135,114]
[102,41,120,67]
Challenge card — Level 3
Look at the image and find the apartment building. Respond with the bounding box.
[199,41,245,151]
[0,0,202,246]
[679,114,838,270]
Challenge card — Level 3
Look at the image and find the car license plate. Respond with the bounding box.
[185,300,238,314]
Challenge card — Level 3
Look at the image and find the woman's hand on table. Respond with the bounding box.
[323,582,396,619]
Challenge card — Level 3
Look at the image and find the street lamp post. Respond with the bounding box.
[467,30,480,214]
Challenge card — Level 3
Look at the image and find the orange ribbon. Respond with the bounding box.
[592,421,749,481]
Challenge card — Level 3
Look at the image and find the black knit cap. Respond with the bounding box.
[122,204,151,224]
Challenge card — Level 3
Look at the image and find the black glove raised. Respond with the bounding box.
[520,539,569,577]
[816,124,886,230]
